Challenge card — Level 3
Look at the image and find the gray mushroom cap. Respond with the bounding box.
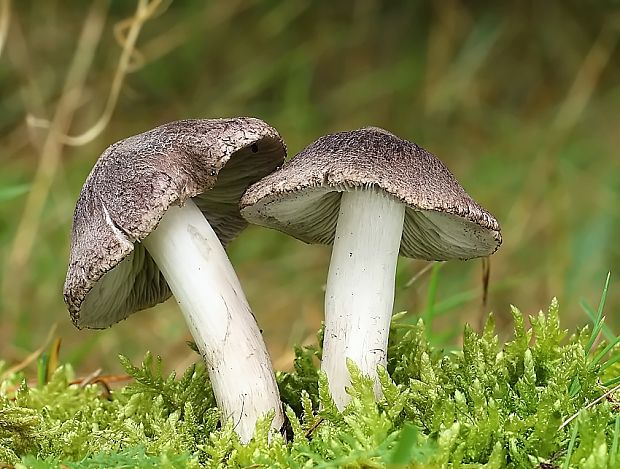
[64,117,286,329]
[240,126,501,260]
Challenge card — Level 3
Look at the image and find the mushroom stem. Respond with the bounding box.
[322,189,405,409]
[142,199,283,443]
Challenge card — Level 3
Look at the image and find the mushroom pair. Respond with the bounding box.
[64,119,501,442]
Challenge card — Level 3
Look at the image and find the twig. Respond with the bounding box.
[304,417,324,438]
[478,256,490,331]
[559,382,620,430]
[89,377,112,399]
[404,262,435,288]
[74,368,103,387]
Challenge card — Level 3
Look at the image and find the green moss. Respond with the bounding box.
[1,298,619,468]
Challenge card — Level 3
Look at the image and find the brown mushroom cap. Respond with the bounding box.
[240,126,501,260]
[64,117,286,329]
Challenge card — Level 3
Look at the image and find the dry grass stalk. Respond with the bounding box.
[3,0,165,323]
[504,18,620,246]
[58,0,165,146]
[3,2,107,321]
[0,0,10,57]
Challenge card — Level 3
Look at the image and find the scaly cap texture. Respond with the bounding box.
[241,127,501,260]
[64,117,286,328]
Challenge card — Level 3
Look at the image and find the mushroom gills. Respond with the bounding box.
[79,246,167,328]
[401,209,500,260]
[245,183,499,259]
[194,141,286,245]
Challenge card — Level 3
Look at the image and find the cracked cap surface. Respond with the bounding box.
[241,126,501,260]
[64,117,286,329]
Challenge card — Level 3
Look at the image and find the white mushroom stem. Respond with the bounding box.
[322,189,405,410]
[142,199,283,443]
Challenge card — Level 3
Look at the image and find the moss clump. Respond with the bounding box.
[1,298,619,468]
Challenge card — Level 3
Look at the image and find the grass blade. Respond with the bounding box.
[580,298,615,342]
[589,334,620,370]
[0,183,30,202]
[423,262,443,333]
[563,421,579,469]
[603,376,620,387]
[611,414,620,467]
[584,272,611,356]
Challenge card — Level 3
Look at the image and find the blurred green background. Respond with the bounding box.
[1,0,619,375]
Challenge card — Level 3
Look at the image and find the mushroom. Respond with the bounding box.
[240,127,502,409]
[63,117,287,442]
